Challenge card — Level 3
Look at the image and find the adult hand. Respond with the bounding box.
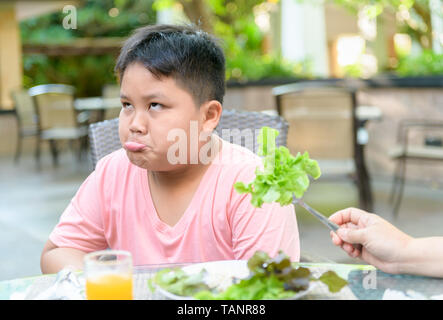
[329,207,413,274]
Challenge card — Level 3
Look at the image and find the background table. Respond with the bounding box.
[75,97,121,122]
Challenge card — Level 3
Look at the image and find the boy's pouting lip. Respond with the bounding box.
[124,141,148,152]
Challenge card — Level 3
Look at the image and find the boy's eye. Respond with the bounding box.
[122,102,133,109]
[149,103,163,111]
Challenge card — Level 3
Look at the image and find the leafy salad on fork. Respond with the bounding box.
[234,126,321,207]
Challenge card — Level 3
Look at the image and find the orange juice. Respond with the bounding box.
[86,273,133,300]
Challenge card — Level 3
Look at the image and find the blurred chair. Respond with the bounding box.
[28,84,89,167]
[273,83,373,211]
[11,89,38,163]
[89,117,121,169]
[102,84,122,120]
[88,109,288,168]
[215,108,288,153]
[389,119,443,218]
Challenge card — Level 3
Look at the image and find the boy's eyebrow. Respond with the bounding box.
[120,93,167,100]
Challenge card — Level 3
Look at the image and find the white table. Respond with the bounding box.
[75,97,121,122]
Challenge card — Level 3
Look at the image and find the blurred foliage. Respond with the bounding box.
[342,63,364,78]
[325,0,443,77]
[154,0,313,81]
[227,53,312,82]
[20,0,443,92]
[327,0,415,17]
[327,0,435,51]
[396,50,443,76]
[209,5,312,81]
[21,0,312,96]
[396,0,435,51]
[22,54,116,97]
[21,0,156,40]
[20,0,156,96]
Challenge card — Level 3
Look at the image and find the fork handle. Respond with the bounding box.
[294,197,363,252]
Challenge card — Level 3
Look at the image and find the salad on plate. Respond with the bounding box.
[150,250,347,300]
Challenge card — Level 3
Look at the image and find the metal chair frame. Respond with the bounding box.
[28,84,88,167]
[390,119,443,218]
[11,89,38,163]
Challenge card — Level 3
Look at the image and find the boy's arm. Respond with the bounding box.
[40,239,87,274]
[41,164,110,274]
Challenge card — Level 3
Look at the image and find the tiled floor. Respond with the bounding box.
[1,150,443,281]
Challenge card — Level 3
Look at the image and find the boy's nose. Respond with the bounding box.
[129,111,147,134]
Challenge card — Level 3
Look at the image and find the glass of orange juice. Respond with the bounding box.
[84,250,133,300]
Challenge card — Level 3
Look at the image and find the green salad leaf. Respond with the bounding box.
[152,268,211,297]
[195,273,295,300]
[234,127,321,207]
[317,270,349,293]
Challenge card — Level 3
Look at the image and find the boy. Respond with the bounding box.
[41,24,299,274]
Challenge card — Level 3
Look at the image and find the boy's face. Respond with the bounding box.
[118,62,204,171]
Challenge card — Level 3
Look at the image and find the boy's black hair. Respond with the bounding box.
[115,24,226,105]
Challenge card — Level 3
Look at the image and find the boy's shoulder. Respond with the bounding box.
[218,139,262,165]
[215,139,263,180]
[94,148,131,175]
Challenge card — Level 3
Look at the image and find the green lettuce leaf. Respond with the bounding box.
[317,270,349,293]
[234,126,321,207]
[153,268,211,297]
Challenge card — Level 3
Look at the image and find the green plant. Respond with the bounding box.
[343,63,364,78]
[226,53,312,81]
[22,54,117,96]
[396,50,443,76]
[155,0,312,81]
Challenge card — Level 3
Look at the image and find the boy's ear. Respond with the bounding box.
[200,100,222,132]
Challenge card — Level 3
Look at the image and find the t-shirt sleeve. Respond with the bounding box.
[49,169,108,253]
[229,164,300,262]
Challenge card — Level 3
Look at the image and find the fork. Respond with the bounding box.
[293,196,363,251]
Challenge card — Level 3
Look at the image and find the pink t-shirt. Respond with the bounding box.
[49,139,300,265]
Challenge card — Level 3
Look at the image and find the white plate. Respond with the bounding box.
[153,260,317,300]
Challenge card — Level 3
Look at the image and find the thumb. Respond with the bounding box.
[337,227,366,245]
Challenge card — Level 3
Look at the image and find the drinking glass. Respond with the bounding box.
[84,250,133,300]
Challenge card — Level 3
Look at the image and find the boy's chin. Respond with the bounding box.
[126,152,153,169]
[125,152,172,171]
